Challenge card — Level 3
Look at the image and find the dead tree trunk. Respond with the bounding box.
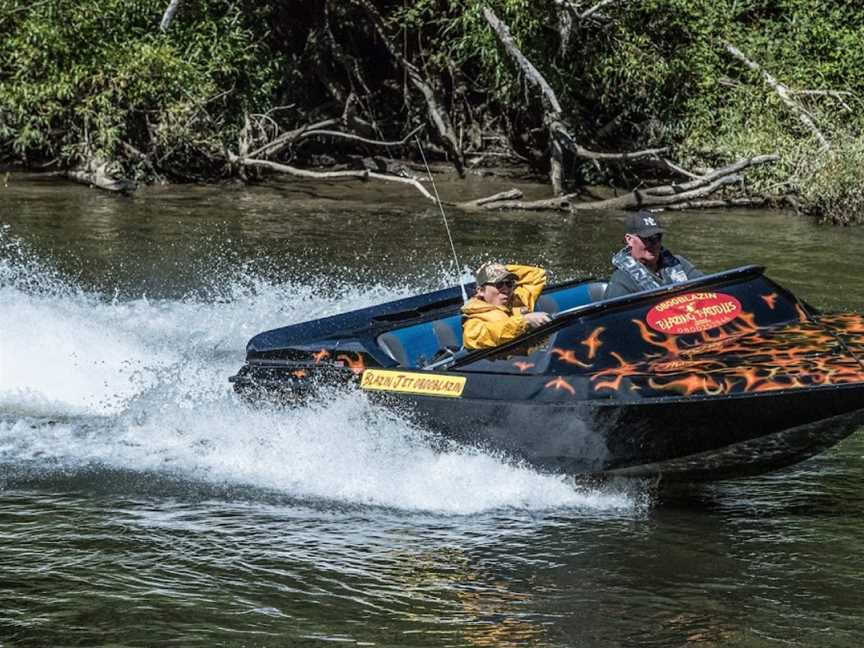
[352,0,465,177]
[482,7,667,195]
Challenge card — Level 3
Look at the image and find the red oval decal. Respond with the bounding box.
[647,292,742,334]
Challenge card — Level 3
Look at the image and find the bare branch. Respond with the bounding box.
[663,197,768,211]
[454,189,523,210]
[552,0,618,21]
[792,90,852,97]
[352,0,464,176]
[483,6,666,194]
[246,118,340,160]
[791,90,853,112]
[641,154,778,196]
[552,125,668,161]
[483,7,563,116]
[297,124,425,148]
[640,157,704,180]
[159,0,182,32]
[457,155,778,212]
[580,0,618,20]
[236,157,437,203]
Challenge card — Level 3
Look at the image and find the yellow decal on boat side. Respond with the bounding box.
[360,369,466,398]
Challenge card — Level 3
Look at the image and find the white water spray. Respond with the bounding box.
[0,231,638,514]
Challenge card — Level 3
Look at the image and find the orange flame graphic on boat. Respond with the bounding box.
[761,293,778,309]
[589,316,864,396]
[336,353,366,375]
[551,348,591,368]
[582,326,605,359]
[545,377,576,396]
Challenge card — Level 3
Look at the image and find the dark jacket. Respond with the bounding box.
[604,247,703,300]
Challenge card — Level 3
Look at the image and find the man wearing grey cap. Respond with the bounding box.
[603,210,703,300]
[461,262,551,349]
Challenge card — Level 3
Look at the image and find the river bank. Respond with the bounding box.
[4,1,864,223]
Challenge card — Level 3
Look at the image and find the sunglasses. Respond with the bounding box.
[639,234,663,245]
[486,279,515,290]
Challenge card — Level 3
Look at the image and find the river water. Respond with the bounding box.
[1,172,863,647]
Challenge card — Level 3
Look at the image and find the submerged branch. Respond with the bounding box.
[236,156,437,202]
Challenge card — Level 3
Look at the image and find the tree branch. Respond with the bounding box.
[456,155,778,212]
[235,157,437,202]
[159,0,182,32]
[483,6,666,194]
[297,124,425,149]
[352,0,465,176]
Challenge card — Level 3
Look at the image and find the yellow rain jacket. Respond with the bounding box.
[461,264,547,350]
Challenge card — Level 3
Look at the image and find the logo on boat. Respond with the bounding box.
[360,369,466,398]
[647,292,742,334]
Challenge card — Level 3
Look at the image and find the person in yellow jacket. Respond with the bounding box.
[461,262,551,350]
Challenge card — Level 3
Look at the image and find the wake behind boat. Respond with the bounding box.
[230,266,864,482]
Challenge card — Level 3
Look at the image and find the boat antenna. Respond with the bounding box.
[415,136,468,304]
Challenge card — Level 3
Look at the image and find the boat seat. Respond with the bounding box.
[536,294,560,315]
[378,331,409,366]
[588,281,608,302]
[377,320,448,368]
[433,316,462,350]
[536,281,610,315]
[377,313,465,368]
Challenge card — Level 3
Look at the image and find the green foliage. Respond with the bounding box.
[0,0,280,176]
[1,0,864,220]
[798,141,864,225]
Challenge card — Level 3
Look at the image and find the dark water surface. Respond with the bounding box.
[1,172,863,647]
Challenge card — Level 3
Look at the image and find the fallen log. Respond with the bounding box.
[233,155,437,202]
[663,197,768,211]
[66,159,137,193]
[453,189,523,210]
[455,154,778,212]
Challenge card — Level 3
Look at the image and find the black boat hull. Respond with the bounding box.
[232,266,864,482]
[368,383,864,481]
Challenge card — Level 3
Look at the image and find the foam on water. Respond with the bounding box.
[0,229,638,514]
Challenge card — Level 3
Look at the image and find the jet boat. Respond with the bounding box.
[230,266,864,481]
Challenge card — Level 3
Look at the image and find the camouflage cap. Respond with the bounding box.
[475,262,517,286]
